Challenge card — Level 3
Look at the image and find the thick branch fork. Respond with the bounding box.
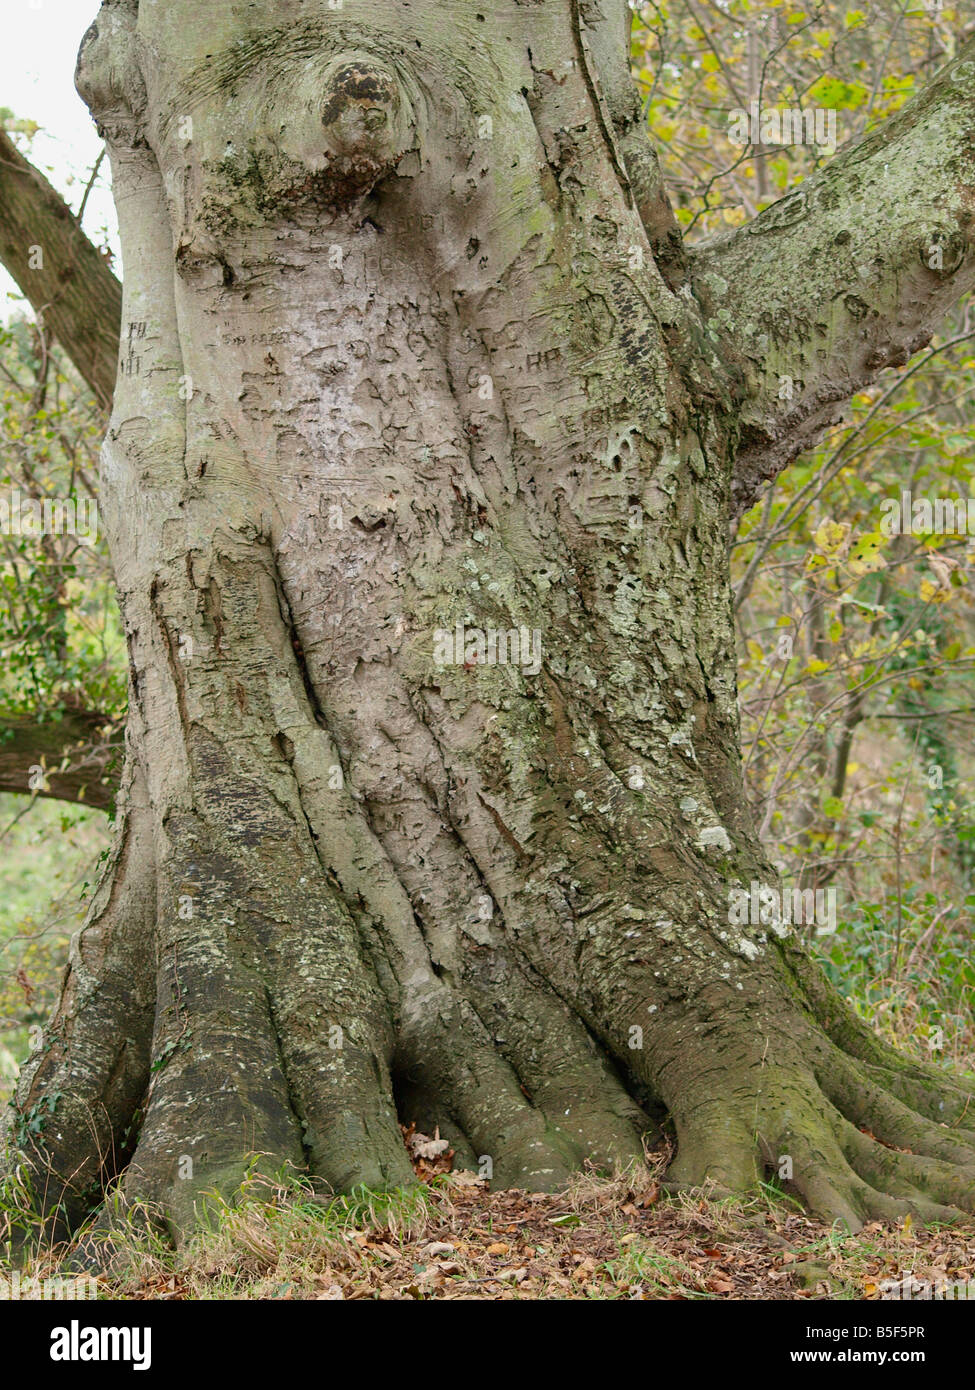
[692,40,975,515]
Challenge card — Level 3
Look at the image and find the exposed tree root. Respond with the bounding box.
[9,799,975,1245]
[7,551,974,1242]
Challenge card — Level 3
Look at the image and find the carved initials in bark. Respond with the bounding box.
[10,0,975,1240]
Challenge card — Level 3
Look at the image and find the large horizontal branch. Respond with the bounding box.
[0,127,121,408]
[0,707,122,810]
[689,41,975,517]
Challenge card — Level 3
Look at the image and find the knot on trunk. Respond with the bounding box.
[316,53,416,200]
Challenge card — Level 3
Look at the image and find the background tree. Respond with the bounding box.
[0,107,124,1093]
[0,318,123,1104]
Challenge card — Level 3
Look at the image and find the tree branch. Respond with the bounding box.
[0,127,121,408]
[0,707,121,810]
[689,41,975,517]
[583,0,686,286]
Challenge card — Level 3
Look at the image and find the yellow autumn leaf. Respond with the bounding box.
[919,578,950,604]
[849,531,886,560]
[813,518,850,555]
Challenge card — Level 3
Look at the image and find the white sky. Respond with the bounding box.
[1,0,118,320]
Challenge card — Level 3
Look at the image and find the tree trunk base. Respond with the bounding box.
[8,816,975,1246]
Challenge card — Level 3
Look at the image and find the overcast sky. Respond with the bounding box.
[1,0,117,319]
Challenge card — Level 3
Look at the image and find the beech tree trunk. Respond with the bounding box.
[9,0,975,1240]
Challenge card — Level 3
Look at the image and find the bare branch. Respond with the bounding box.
[0,707,121,810]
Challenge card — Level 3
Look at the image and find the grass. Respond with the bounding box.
[2,1161,972,1301]
[0,793,110,1105]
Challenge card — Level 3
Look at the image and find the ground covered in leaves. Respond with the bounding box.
[8,1152,974,1301]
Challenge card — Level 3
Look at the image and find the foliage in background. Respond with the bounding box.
[633,0,975,1066]
[0,315,121,1103]
[0,796,105,1106]
[0,321,123,716]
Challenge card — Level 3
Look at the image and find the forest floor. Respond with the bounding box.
[9,1153,974,1301]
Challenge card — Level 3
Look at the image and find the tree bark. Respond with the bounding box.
[8,0,975,1241]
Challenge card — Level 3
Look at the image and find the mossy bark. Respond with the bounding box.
[7,0,975,1239]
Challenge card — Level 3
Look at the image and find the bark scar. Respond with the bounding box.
[477,790,531,866]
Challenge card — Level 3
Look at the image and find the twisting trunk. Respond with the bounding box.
[9,0,975,1240]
